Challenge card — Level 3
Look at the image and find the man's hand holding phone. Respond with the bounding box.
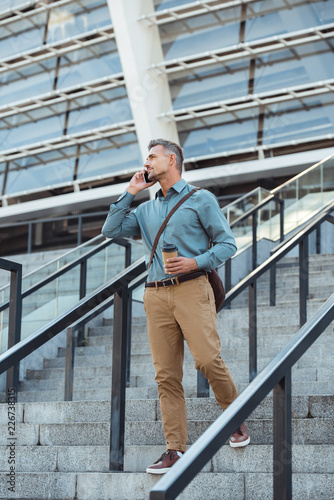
[127,169,155,195]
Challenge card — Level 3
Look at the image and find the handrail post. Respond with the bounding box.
[5,261,22,397]
[270,255,276,307]
[77,260,87,346]
[249,281,257,382]
[124,242,132,387]
[273,369,292,500]
[64,326,75,401]
[197,370,209,397]
[110,286,129,471]
[299,237,308,327]
[77,216,83,246]
[27,222,33,254]
[224,259,232,309]
[252,212,257,270]
[279,198,284,243]
[315,226,321,254]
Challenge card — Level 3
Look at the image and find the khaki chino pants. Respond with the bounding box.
[143,275,238,453]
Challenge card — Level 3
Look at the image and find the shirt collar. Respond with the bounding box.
[156,179,187,199]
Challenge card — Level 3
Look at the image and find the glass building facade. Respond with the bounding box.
[0,0,333,208]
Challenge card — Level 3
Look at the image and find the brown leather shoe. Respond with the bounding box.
[146,450,183,474]
[229,422,250,448]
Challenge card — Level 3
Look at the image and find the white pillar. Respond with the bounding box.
[106,0,179,163]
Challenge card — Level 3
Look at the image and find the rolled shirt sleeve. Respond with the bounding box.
[102,191,141,239]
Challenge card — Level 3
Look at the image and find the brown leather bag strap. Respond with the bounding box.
[147,187,201,270]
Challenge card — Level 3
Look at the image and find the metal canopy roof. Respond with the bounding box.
[0,0,74,25]
[150,23,334,75]
[140,0,261,25]
[0,24,115,74]
[0,73,125,120]
[0,120,135,163]
[159,79,334,122]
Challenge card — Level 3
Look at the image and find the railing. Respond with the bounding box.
[149,200,334,500]
[0,236,133,351]
[64,270,147,401]
[0,257,147,470]
[0,211,109,255]
[225,193,284,291]
[150,294,334,500]
[0,258,22,398]
[0,196,332,478]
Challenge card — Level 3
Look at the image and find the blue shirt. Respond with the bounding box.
[102,179,237,282]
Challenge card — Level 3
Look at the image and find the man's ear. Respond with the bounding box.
[169,153,176,165]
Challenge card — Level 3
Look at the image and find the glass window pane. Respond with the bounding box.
[154,0,195,11]
[179,111,259,158]
[245,0,334,42]
[77,135,141,180]
[0,61,57,107]
[47,1,111,43]
[57,41,121,89]
[0,18,45,59]
[0,114,65,151]
[67,89,132,135]
[254,41,334,94]
[170,61,249,109]
[0,1,36,13]
[263,94,334,145]
[5,157,75,195]
[160,8,241,60]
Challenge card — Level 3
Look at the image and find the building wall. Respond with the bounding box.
[0,0,333,207]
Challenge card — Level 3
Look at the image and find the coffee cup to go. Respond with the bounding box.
[161,244,178,265]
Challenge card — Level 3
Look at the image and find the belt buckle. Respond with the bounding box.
[162,277,176,287]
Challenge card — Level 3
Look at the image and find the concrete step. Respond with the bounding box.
[13,380,334,402]
[2,396,332,425]
[85,327,334,349]
[23,355,334,390]
[0,418,332,447]
[93,309,333,337]
[19,362,334,396]
[0,470,333,500]
[0,443,332,474]
[52,335,334,363]
[40,346,333,372]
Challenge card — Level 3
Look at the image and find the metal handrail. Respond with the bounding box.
[0,234,104,293]
[0,256,146,473]
[0,199,332,478]
[0,237,131,314]
[64,270,147,401]
[0,258,22,397]
[150,200,334,500]
[150,293,334,500]
[0,257,146,373]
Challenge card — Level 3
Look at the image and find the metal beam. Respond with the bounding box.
[0,73,125,120]
[0,0,74,26]
[159,79,334,122]
[150,23,334,75]
[139,0,260,26]
[184,134,334,165]
[0,121,135,162]
[0,24,115,74]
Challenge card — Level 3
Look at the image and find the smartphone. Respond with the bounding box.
[143,170,150,183]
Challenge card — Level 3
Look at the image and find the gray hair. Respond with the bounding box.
[148,138,184,174]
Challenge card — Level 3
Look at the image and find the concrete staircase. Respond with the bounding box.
[0,253,333,499]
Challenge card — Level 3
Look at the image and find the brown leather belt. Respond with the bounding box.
[145,270,206,288]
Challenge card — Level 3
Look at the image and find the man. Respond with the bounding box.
[102,138,250,475]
